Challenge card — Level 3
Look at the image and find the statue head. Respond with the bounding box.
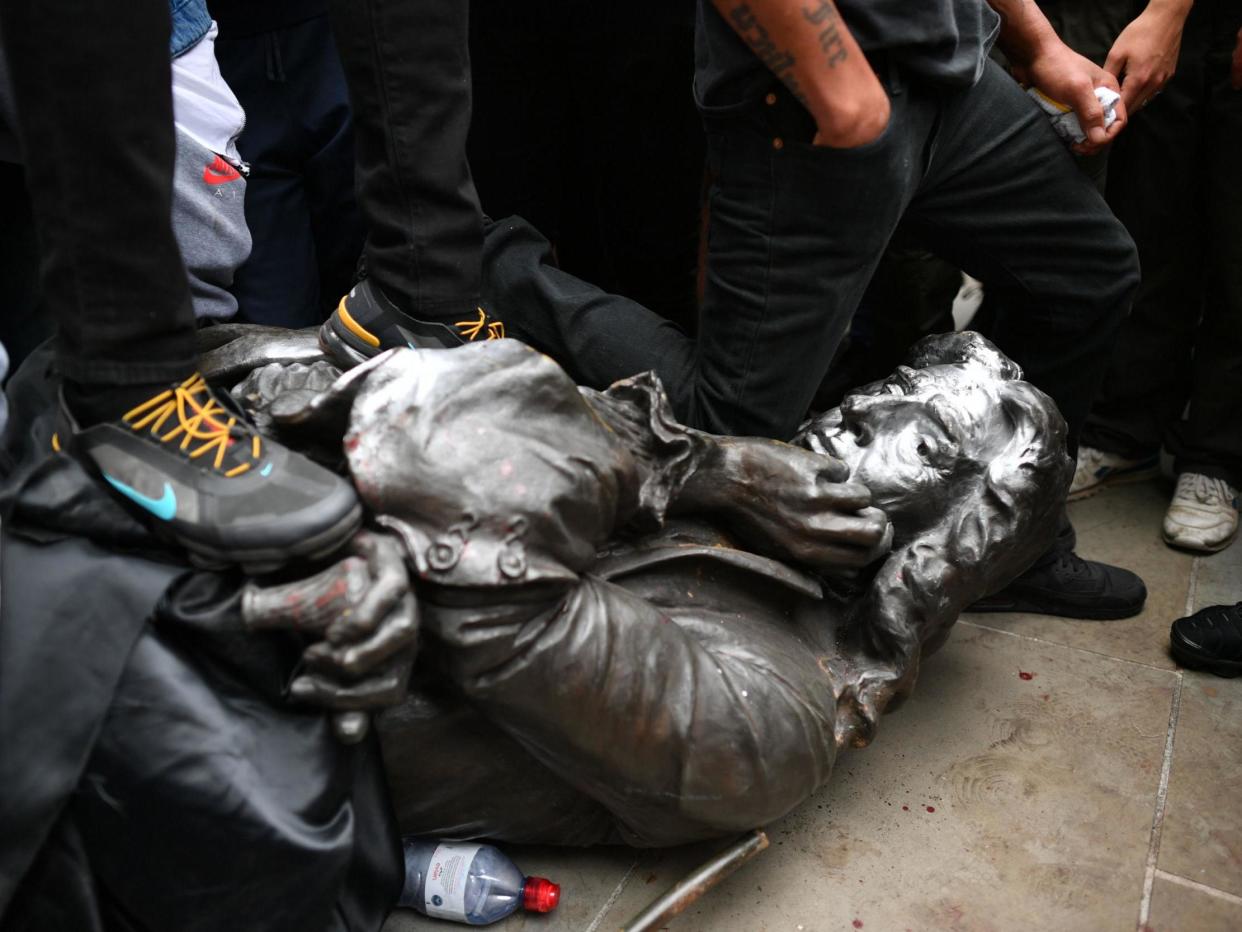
[797,332,1071,552]
[797,334,1073,740]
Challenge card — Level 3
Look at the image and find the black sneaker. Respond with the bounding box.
[54,372,362,572]
[1170,602,1242,677]
[968,550,1147,620]
[319,277,505,367]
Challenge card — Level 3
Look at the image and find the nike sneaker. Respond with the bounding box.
[54,372,362,572]
[319,277,505,368]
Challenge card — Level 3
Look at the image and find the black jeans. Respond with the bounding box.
[0,0,197,387]
[501,59,1139,449]
[214,13,366,329]
[1082,0,1242,488]
[328,0,483,320]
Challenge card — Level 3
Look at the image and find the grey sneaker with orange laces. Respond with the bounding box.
[55,372,361,572]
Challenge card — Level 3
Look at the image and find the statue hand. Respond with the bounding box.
[242,529,418,743]
[685,438,892,570]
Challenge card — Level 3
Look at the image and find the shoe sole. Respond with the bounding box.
[1162,526,1239,555]
[1169,640,1242,678]
[1068,465,1161,502]
[967,594,1143,620]
[185,500,364,575]
[320,315,381,370]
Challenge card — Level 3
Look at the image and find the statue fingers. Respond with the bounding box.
[816,478,872,511]
[816,507,890,547]
[325,533,412,645]
[301,592,419,679]
[242,555,370,634]
[288,656,413,711]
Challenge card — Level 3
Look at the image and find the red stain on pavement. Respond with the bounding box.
[853,921,864,929]
[925,806,936,813]
[1018,670,1035,681]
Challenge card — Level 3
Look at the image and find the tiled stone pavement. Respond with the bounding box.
[386,480,1242,931]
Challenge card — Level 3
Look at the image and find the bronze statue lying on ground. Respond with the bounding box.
[235,329,1071,846]
[0,329,1069,931]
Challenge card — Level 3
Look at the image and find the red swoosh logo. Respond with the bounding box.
[203,154,242,186]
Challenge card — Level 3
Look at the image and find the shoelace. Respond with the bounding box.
[454,307,505,341]
[1052,550,1090,576]
[123,373,260,477]
[1175,473,1237,506]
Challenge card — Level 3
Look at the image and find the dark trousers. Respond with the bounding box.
[214,14,366,329]
[327,0,483,320]
[502,59,1139,448]
[468,0,704,333]
[1082,0,1242,488]
[0,0,197,386]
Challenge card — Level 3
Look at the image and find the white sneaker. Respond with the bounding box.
[1070,445,1160,500]
[1163,473,1239,553]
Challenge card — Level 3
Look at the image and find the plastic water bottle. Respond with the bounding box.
[398,838,561,925]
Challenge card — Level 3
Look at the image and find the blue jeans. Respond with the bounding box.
[169,0,211,57]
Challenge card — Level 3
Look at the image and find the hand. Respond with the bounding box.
[689,438,892,570]
[242,530,418,743]
[1024,41,1128,155]
[1103,3,1187,113]
[812,71,891,148]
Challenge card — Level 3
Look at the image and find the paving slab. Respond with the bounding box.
[595,624,1175,931]
[1156,670,1242,899]
[964,480,1193,671]
[1191,532,1242,612]
[1145,874,1242,932]
[383,844,638,932]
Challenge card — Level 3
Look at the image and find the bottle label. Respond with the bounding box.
[425,843,482,921]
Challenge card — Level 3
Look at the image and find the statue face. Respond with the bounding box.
[812,365,1009,530]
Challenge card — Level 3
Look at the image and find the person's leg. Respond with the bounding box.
[294,15,368,320]
[214,27,324,328]
[1,0,197,407]
[685,84,921,438]
[327,0,482,319]
[901,60,1144,618]
[1082,23,1205,465]
[1168,2,1242,492]
[0,0,362,569]
[903,60,1140,456]
[480,215,697,394]
[490,79,921,439]
[1157,3,1242,553]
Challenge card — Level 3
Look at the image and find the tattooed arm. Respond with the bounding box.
[711,0,889,147]
[988,0,1128,154]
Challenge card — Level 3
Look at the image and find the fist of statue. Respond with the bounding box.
[707,439,893,571]
[242,530,417,743]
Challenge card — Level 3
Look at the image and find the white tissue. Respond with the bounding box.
[1027,86,1121,144]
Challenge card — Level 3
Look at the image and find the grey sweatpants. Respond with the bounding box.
[171,126,250,320]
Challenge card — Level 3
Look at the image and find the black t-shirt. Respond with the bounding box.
[696,0,1001,107]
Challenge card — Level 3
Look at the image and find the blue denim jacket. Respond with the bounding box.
[170,0,212,58]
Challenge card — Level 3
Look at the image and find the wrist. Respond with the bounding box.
[996,8,1063,69]
[807,69,891,144]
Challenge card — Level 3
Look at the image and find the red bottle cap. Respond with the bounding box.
[522,877,560,913]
